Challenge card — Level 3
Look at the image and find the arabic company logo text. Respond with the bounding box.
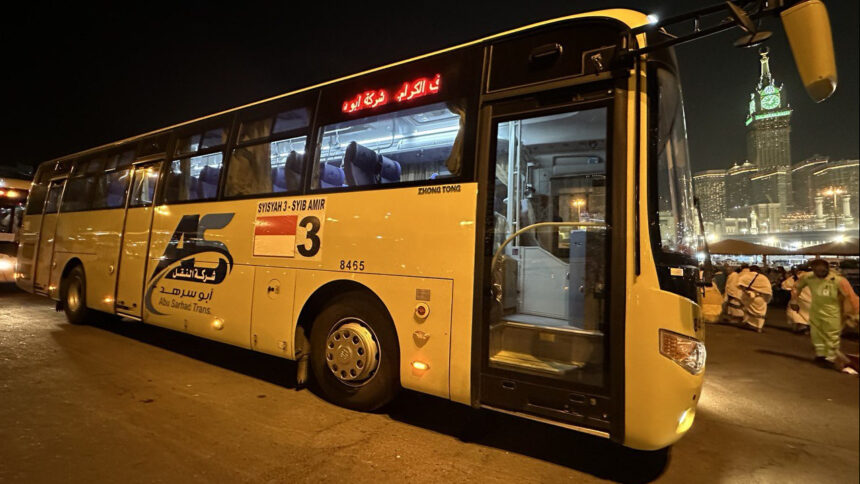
[145,213,234,315]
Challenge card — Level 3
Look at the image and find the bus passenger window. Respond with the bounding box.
[24,184,48,215]
[163,127,228,203]
[92,170,131,209]
[44,183,64,214]
[129,164,161,208]
[62,158,104,212]
[224,135,307,197]
[163,153,224,203]
[225,108,310,197]
[314,101,464,189]
[92,150,134,210]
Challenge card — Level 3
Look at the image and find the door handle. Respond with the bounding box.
[529,43,563,66]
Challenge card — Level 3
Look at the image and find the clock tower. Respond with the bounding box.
[745,47,792,171]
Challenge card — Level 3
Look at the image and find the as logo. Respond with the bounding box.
[145,213,234,314]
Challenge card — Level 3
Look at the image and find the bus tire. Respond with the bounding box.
[62,265,93,325]
[309,292,400,411]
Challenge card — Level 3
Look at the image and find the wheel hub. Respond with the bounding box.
[325,320,379,385]
[67,281,81,312]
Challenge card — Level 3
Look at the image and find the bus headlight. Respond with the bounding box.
[659,329,706,375]
[0,259,13,272]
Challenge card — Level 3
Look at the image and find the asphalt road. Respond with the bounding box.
[1,284,857,483]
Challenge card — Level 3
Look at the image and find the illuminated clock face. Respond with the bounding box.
[761,94,780,110]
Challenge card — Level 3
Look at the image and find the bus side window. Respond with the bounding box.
[313,101,464,190]
[24,184,48,215]
[62,158,103,212]
[163,154,224,203]
[44,183,64,214]
[163,126,228,204]
[129,164,161,207]
[224,107,310,198]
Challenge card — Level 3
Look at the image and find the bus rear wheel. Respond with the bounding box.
[309,292,400,411]
[62,265,93,325]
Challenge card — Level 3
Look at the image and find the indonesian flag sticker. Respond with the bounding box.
[254,215,298,257]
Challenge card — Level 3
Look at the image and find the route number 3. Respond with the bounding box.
[298,216,321,257]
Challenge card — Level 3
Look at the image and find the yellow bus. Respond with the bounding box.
[0,175,30,283]
[15,2,836,450]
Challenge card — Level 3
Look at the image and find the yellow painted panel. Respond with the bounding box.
[53,209,124,313]
[115,206,155,316]
[251,267,297,357]
[293,271,453,399]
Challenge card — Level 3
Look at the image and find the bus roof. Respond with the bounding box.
[38,8,647,168]
[0,177,32,191]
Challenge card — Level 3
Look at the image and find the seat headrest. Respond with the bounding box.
[107,176,127,196]
[343,141,378,186]
[343,141,401,186]
[198,165,220,185]
[286,150,303,175]
[320,162,345,188]
[379,156,401,183]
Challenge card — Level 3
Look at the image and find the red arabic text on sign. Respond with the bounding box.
[342,74,442,113]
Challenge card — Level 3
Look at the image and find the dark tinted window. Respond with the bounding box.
[129,163,161,208]
[25,184,48,215]
[138,134,169,156]
[238,107,309,143]
[61,177,97,212]
[45,183,64,214]
[92,169,131,209]
[176,127,228,156]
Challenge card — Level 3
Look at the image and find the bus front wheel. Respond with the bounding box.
[62,265,93,325]
[309,292,400,411]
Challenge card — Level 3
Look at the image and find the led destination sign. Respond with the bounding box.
[342,74,441,114]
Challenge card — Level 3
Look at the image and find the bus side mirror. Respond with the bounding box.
[781,0,837,102]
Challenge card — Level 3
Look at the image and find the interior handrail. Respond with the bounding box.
[490,221,607,270]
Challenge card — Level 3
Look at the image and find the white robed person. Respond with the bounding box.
[737,265,773,332]
[782,268,811,333]
[723,264,750,323]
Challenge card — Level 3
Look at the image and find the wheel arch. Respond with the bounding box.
[294,279,398,358]
[56,257,84,310]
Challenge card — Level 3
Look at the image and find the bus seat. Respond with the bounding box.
[380,156,401,184]
[197,165,220,199]
[320,162,345,188]
[271,165,288,192]
[343,141,377,186]
[343,141,402,186]
[284,150,303,190]
[106,176,127,207]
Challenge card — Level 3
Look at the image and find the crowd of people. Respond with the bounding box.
[700,259,860,374]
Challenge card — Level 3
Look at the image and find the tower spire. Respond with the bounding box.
[758,46,772,89]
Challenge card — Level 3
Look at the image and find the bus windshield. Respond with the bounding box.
[653,66,698,262]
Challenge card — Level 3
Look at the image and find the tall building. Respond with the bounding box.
[791,155,829,213]
[725,161,756,212]
[811,159,859,228]
[745,48,792,215]
[693,169,726,235]
[746,48,792,171]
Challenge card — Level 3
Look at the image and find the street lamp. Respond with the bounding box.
[822,187,844,228]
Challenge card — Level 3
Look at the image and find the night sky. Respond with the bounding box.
[1,1,857,176]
